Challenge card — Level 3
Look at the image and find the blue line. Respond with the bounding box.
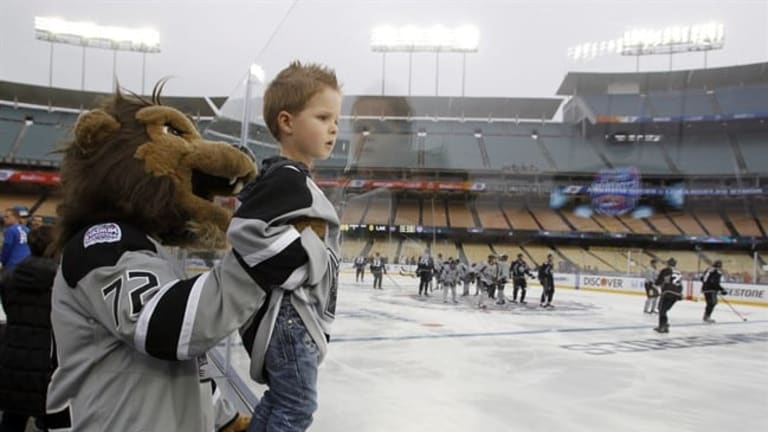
[332,319,768,343]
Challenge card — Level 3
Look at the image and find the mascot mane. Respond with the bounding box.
[56,81,256,251]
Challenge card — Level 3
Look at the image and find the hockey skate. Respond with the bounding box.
[703,316,716,324]
[653,325,669,333]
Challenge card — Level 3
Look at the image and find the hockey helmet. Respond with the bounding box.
[713,260,722,268]
[667,257,677,267]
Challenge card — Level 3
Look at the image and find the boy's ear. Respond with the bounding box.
[276,110,293,136]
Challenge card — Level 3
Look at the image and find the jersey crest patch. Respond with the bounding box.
[84,223,122,248]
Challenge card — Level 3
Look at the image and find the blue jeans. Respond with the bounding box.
[248,297,320,432]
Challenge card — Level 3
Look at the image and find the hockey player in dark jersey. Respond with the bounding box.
[538,254,555,308]
[654,258,684,333]
[354,255,367,282]
[701,260,728,323]
[370,252,386,289]
[417,251,435,296]
[511,253,535,304]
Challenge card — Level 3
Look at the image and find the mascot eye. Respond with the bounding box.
[163,123,184,137]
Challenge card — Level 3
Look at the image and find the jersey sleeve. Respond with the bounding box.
[229,165,329,291]
[62,223,266,361]
[0,227,16,266]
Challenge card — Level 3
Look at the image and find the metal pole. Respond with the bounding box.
[431,196,436,246]
[48,42,54,88]
[627,249,631,276]
[754,250,758,284]
[381,52,386,95]
[80,46,86,93]
[408,51,413,96]
[112,49,117,90]
[142,52,147,95]
[461,52,466,97]
[435,51,440,96]
[240,71,253,149]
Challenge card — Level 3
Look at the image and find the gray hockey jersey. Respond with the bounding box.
[230,157,340,384]
[46,222,266,431]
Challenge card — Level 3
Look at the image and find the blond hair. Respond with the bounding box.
[263,60,340,141]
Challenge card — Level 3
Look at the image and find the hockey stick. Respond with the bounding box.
[719,295,747,322]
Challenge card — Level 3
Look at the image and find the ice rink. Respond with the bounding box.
[228,272,768,432]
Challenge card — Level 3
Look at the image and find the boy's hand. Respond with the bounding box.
[292,217,327,239]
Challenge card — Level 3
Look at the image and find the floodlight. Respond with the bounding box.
[370,24,480,52]
[35,16,160,53]
[249,64,265,83]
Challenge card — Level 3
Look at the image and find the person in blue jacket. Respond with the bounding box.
[1,207,31,271]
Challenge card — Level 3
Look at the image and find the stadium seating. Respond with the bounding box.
[484,133,550,171]
[561,211,604,233]
[592,214,631,233]
[618,215,656,234]
[462,243,494,263]
[726,210,763,237]
[502,205,539,230]
[529,207,571,232]
[447,202,476,228]
[340,238,368,261]
[0,119,21,156]
[645,213,682,235]
[669,212,707,236]
[429,240,458,261]
[394,200,421,225]
[423,198,448,227]
[476,199,510,229]
[695,212,732,236]
[424,134,484,170]
[521,244,556,267]
[340,196,368,225]
[366,198,392,225]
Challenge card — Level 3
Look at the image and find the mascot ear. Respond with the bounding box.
[74,109,120,153]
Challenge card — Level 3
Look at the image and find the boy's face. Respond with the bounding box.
[281,87,341,166]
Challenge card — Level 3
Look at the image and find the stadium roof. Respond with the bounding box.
[342,95,562,120]
[556,61,768,95]
[0,80,226,117]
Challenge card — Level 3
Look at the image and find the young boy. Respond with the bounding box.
[234,61,342,432]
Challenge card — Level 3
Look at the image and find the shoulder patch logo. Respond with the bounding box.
[84,223,122,248]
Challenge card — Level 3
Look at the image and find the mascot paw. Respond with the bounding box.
[293,217,327,239]
[221,413,251,432]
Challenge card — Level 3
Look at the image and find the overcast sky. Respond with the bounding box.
[1,0,766,100]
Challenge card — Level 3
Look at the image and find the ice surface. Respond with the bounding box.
[226,273,768,432]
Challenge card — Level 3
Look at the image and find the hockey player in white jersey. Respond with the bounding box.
[442,259,462,303]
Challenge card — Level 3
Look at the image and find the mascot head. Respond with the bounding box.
[56,82,257,251]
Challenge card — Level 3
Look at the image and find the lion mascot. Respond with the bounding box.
[45,83,260,432]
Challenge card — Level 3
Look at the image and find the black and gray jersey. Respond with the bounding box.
[701,267,724,293]
[656,267,684,296]
[47,222,266,431]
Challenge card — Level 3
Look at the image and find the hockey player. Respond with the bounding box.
[476,254,498,309]
[459,261,473,296]
[434,252,445,291]
[539,254,555,308]
[442,259,461,304]
[643,259,660,314]
[496,254,511,305]
[511,253,535,304]
[701,260,728,323]
[370,252,386,290]
[654,257,683,333]
[354,254,367,282]
[417,251,434,296]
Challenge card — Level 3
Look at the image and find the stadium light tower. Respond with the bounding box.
[370,25,480,97]
[35,17,160,94]
[567,22,724,71]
